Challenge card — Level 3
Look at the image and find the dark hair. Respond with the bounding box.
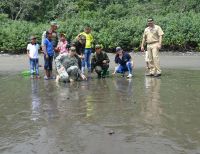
[85,26,91,30]
[46,31,52,35]
[79,34,86,40]
[70,42,76,47]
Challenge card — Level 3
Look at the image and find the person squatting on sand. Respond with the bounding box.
[112,47,133,78]
[91,44,110,78]
[55,47,87,82]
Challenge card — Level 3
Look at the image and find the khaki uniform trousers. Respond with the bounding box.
[147,42,161,75]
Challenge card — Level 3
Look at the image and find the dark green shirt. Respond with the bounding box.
[91,51,110,68]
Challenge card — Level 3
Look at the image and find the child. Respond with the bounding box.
[78,26,93,75]
[27,36,40,79]
[56,33,68,55]
[42,31,54,80]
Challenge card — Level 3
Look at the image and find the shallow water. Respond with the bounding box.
[0,69,200,154]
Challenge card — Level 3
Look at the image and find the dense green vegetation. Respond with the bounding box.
[0,0,200,53]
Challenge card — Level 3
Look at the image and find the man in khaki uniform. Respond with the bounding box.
[141,18,164,77]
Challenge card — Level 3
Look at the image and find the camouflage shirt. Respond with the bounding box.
[55,53,79,70]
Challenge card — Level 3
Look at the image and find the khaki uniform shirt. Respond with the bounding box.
[143,25,164,44]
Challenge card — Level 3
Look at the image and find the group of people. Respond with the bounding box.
[26,17,164,82]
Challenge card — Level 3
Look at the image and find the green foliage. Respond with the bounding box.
[1,0,200,53]
[0,14,46,53]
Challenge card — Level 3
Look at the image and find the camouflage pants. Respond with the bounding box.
[95,64,109,76]
[57,66,79,82]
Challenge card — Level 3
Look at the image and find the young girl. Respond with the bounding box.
[56,33,68,55]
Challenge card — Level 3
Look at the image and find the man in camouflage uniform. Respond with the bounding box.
[55,47,86,82]
[141,18,164,77]
[91,45,110,78]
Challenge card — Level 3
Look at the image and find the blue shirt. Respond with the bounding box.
[44,38,54,56]
[115,52,131,66]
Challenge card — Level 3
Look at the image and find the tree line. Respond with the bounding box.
[0,0,200,53]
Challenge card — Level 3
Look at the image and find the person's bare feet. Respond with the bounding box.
[69,78,74,82]
[55,75,60,82]
[36,76,40,79]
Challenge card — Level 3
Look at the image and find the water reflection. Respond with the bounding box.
[85,79,110,118]
[30,80,41,121]
[143,77,162,129]
[113,78,133,103]
[1,70,200,154]
[43,81,59,120]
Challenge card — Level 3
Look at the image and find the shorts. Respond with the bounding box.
[44,55,53,70]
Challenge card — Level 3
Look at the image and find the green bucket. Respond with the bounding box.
[101,70,109,77]
[21,70,36,76]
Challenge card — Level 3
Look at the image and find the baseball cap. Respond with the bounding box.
[116,47,122,52]
[30,36,36,40]
[70,46,76,52]
[95,44,101,49]
[50,21,59,27]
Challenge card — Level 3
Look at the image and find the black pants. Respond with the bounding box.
[75,55,82,69]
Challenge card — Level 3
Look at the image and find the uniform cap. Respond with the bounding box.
[147,18,154,22]
[95,44,101,49]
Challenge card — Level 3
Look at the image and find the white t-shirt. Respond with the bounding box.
[27,43,40,59]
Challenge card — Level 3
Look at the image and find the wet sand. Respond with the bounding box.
[0,53,200,154]
[0,52,200,74]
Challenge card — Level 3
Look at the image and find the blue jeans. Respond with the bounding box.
[30,58,39,75]
[116,61,132,74]
[82,48,92,71]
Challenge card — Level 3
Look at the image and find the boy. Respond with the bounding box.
[27,36,40,79]
[42,31,54,80]
[78,26,93,74]
[41,21,59,58]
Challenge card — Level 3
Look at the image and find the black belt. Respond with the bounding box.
[147,41,159,44]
